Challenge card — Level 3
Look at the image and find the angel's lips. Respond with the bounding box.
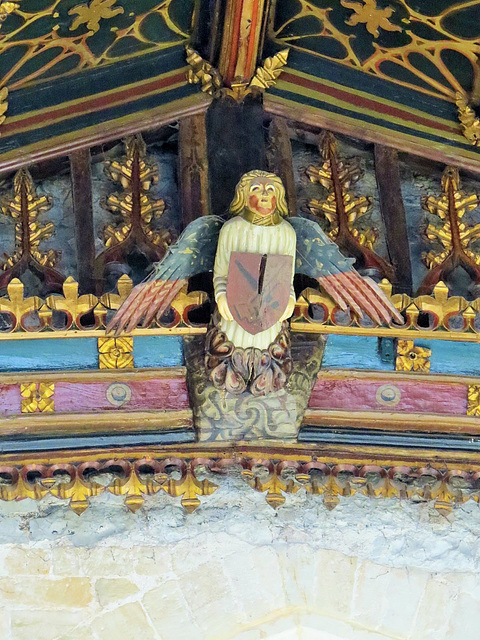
[248,194,276,216]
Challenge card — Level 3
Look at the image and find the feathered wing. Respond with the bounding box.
[107,216,224,335]
[290,217,403,325]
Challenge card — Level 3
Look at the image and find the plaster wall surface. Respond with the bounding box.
[0,474,478,640]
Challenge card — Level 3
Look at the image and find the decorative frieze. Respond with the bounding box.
[0,451,478,515]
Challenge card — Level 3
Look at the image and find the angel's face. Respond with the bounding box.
[247,178,277,217]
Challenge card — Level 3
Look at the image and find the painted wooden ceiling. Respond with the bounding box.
[264,0,480,169]
[1,0,480,169]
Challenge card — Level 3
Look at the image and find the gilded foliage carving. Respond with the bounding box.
[0,86,7,132]
[395,339,431,372]
[305,132,393,280]
[20,382,54,413]
[271,0,480,102]
[456,92,480,147]
[0,168,64,292]
[467,385,480,417]
[103,135,169,249]
[98,336,134,369]
[186,46,289,101]
[420,167,480,294]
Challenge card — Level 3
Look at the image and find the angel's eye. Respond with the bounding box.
[266,185,275,192]
[250,184,261,192]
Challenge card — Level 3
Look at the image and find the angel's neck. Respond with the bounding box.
[241,208,282,226]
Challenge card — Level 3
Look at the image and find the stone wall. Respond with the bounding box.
[0,475,478,639]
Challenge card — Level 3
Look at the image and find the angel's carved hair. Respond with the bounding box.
[229,170,288,216]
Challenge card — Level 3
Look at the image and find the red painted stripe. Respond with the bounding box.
[0,384,20,416]
[55,377,190,412]
[225,0,245,85]
[308,378,467,415]
[281,72,457,136]
[2,72,186,137]
[245,0,260,80]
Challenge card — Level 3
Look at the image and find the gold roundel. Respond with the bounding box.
[375,384,401,407]
[106,383,132,407]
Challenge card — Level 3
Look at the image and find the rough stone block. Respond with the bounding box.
[3,547,50,576]
[142,580,203,638]
[310,548,358,618]
[11,610,85,640]
[94,578,139,607]
[96,603,155,640]
[0,577,92,608]
[352,560,428,637]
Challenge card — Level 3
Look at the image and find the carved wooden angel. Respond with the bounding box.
[109,170,402,395]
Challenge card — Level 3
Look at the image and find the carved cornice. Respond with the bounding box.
[0,447,479,515]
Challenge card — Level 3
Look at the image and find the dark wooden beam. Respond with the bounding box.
[179,112,210,225]
[70,149,95,294]
[374,145,413,295]
[206,96,267,217]
[266,116,298,216]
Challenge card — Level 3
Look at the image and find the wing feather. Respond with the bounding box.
[291,217,403,326]
[107,216,223,335]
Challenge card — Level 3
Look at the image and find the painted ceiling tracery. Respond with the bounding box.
[0,0,192,91]
[271,0,480,102]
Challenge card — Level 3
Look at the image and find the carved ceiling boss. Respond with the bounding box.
[109,170,402,394]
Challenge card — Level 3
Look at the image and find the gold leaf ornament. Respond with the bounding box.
[0,2,18,24]
[395,340,431,372]
[250,49,289,90]
[69,0,124,34]
[456,92,480,146]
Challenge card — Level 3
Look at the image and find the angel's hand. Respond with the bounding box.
[279,296,296,322]
[217,293,234,321]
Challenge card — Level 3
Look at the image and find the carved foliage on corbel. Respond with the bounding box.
[186,46,289,103]
[305,131,394,280]
[420,166,480,294]
[0,168,64,292]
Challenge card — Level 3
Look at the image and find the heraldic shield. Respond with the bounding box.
[226,252,293,335]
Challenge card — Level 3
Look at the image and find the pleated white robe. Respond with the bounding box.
[213,215,296,350]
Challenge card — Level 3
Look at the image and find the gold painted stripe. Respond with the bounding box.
[278,76,464,145]
[0,94,210,171]
[5,67,190,126]
[0,325,206,341]
[303,409,480,435]
[291,321,480,342]
[0,410,192,439]
[5,78,187,139]
[0,442,479,469]
[264,94,480,169]
[0,367,187,384]
[315,369,477,385]
[284,67,457,130]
